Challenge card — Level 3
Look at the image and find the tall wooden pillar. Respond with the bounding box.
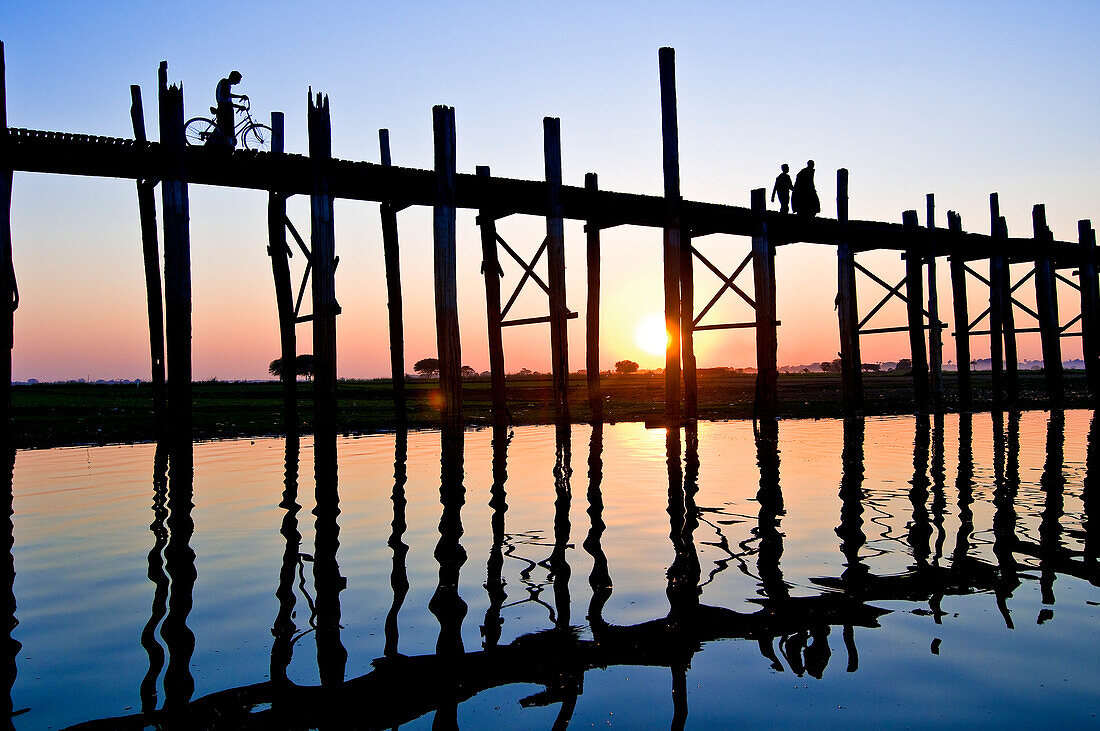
[477,165,506,426]
[947,211,971,411]
[1078,220,1099,399]
[659,47,682,427]
[0,41,14,432]
[999,215,1019,403]
[433,105,461,429]
[309,93,339,443]
[681,225,697,422]
[379,129,406,420]
[988,195,1005,406]
[157,62,193,450]
[751,188,778,421]
[544,117,569,423]
[902,210,930,412]
[836,169,863,413]
[267,112,297,436]
[926,194,944,411]
[1032,204,1063,404]
[129,86,167,440]
[584,172,603,422]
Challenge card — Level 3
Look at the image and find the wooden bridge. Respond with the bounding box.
[1,41,1097,448]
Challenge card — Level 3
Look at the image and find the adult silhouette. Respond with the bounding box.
[212,71,247,147]
[771,163,794,213]
[792,160,821,217]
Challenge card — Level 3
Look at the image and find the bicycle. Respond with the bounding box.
[184,96,273,151]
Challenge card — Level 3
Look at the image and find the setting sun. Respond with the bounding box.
[634,312,670,357]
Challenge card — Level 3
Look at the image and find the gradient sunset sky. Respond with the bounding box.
[3,1,1098,381]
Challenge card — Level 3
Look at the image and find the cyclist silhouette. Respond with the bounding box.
[213,71,247,147]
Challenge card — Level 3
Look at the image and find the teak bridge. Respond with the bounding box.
[1,42,1097,447]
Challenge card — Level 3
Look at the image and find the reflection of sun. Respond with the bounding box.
[634,312,670,357]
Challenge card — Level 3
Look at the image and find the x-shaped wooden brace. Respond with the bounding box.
[280,212,341,324]
[853,260,945,335]
[492,231,576,328]
[691,246,758,332]
[955,263,1078,336]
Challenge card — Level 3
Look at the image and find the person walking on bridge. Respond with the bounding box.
[213,70,247,148]
[771,163,795,213]
[792,160,821,217]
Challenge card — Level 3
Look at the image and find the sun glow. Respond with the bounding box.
[634,312,671,357]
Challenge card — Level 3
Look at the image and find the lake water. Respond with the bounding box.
[6,411,1100,728]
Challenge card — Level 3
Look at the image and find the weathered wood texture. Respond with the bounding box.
[309,93,338,441]
[659,47,682,425]
[988,196,1005,405]
[998,215,1019,403]
[0,41,13,430]
[267,112,297,435]
[130,85,167,440]
[544,118,570,424]
[585,172,602,422]
[902,210,930,412]
[835,169,862,412]
[378,129,406,420]
[433,105,461,428]
[751,189,777,420]
[1079,219,1099,398]
[947,211,971,411]
[157,63,192,449]
[477,165,506,426]
[926,194,944,412]
[1032,204,1062,404]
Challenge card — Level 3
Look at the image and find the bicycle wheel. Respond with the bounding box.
[184,117,217,146]
[241,123,274,151]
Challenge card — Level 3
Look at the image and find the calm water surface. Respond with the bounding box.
[7,411,1100,728]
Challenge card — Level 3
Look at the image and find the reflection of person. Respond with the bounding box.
[792,160,821,217]
[213,71,247,147]
[771,164,794,213]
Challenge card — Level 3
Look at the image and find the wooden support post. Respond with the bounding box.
[379,129,406,421]
[947,211,971,411]
[836,169,863,413]
[1078,220,1099,399]
[902,209,930,412]
[477,165,506,426]
[988,195,1005,406]
[157,62,193,449]
[433,105,461,428]
[584,172,603,422]
[1032,204,1063,404]
[999,214,1019,403]
[751,188,778,421]
[659,47,682,427]
[681,224,697,422]
[926,194,944,412]
[0,41,13,433]
[309,92,339,442]
[130,85,167,440]
[544,117,570,424]
[267,112,297,436]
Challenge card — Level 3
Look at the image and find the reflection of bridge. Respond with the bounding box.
[34,410,1097,728]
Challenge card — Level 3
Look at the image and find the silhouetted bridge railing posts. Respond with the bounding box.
[2,39,1100,445]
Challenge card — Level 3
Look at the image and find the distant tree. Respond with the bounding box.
[820,358,842,374]
[615,359,639,375]
[861,363,881,372]
[891,358,912,374]
[413,358,440,377]
[269,354,316,381]
[517,367,534,376]
[460,365,476,378]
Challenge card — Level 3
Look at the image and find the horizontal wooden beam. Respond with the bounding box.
[500,311,579,328]
[693,320,779,332]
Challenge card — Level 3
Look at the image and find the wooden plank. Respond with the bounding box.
[659,47,682,427]
[1079,219,1099,399]
[544,117,570,423]
[903,210,930,412]
[1033,204,1063,404]
[433,105,461,428]
[836,168,863,413]
[501,312,578,328]
[752,188,778,420]
[309,93,339,445]
[379,129,406,421]
[268,112,297,436]
[926,194,944,412]
[948,211,971,412]
[695,320,777,332]
[585,173,603,422]
[477,165,506,427]
[157,62,193,450]
[0,41,13,432]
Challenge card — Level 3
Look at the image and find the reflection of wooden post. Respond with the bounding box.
[267,112,297,436]
[544,117,570,423]
[836,169,863,413]
[903,210,929,412]
[130,85,167,439]
[584,173,603,422]
[926,194,944,412]
[659,47,682,427]
[0,41,14,431]
[433,105,461,429]
[1078,220,1099,399]
[309,93,339,440]
[947,211,971,411]
[379,129,406,420]
[1033,204,1062,405]
[158,62,193,449]
[752,188,778,420]
[477,165,506,427]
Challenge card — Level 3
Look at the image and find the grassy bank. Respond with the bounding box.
[11,370,1092,449]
